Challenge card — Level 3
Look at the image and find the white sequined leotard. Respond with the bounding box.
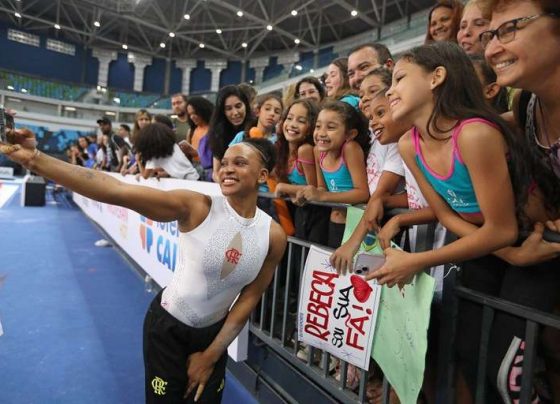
[161,195,272,327]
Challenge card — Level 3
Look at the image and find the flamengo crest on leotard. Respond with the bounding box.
[161,195,272,327]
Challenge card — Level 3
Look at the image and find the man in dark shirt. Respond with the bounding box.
[97,116,126,172]
[170,94,190,143]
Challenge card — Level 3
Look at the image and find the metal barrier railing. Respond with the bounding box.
[434,229,560,404]
[250,235,372,403]
[250,195,560,403]
[448,286,560,404]
[249,196,436,403]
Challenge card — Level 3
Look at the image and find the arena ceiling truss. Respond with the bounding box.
[0,0,432,60]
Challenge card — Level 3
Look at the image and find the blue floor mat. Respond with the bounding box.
[0,188,256,404]
[0,189,156,403]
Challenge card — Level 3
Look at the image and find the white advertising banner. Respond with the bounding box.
[72,174,249,361]
[298,245,382,370]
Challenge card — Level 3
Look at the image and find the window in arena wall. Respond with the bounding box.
[46,39,75,56]
[7,29,40,47]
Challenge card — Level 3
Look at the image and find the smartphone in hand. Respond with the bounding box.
[0,107,14,143]
[354,252,385,276]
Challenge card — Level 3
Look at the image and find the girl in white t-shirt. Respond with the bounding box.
[357,68,405,195]
[135,123,199,181]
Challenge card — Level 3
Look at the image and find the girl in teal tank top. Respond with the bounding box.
[295,101,371,248]
[275,99,318,196]
[275,99,330,244]
[364,42,532,288]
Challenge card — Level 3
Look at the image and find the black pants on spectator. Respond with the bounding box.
[327,221,346,249]
[293,204,330,246]
[143,290,228,403]
[257,196,279,223]
[456,255,560,402]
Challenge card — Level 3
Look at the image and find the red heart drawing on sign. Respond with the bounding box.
[350,275,373,303]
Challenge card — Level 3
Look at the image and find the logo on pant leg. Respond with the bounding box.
[151,376,168,395]
[217,378,225,393]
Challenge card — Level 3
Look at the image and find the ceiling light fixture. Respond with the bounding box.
[351,10,358,17]
[294,38,300,44]
[237,10,243,17]
[169,32,175,37]
[291,10,298,16]
[93,21,100,27]
[54,23,61,29]
[15,12,21,18]
[216,29,222,34]
[160,42,166,48]
[241,42,247,48]
[122,44,128,50]
[199,43,205,48]
[184,14,190,20]
[266,24,273,31]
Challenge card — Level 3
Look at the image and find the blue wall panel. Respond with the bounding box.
[299,51,314,70]
[0,23,98,85]
[84,48,99,86]
[0,21,342,94]
[244,66,255,83]
[319,46,336,67]
[220,61,242,87]
[169,61,182,94]
[263,57,283,81]
[108,52,134,90]
[190,60,211,93]
[144,57,166,93]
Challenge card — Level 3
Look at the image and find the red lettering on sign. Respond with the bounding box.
[303,270,338,342]
[346,326,366,351]
[309,289,333,307]
[344,305,370,351]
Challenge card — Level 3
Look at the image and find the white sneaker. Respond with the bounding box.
[94,239,112,247]
[296,344,309,361]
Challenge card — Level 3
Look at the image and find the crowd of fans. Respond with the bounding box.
[60,0,560,402]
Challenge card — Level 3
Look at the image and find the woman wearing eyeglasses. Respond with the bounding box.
[454,1,560,403]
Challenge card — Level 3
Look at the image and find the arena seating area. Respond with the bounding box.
[108,90,161,108]
[0,70,90,102]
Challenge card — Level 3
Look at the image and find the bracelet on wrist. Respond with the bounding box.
[26,149,40,169]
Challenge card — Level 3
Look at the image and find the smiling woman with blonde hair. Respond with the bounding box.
[457,0,491,55]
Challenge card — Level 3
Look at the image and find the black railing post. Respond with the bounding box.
[519,321,539,404]
[475,306,495,404]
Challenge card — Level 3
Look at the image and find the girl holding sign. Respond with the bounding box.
[368,41,560,402]
[0,130,286,404]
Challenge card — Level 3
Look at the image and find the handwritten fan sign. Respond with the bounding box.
[298,245,382,370]
[344,206,436,404]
